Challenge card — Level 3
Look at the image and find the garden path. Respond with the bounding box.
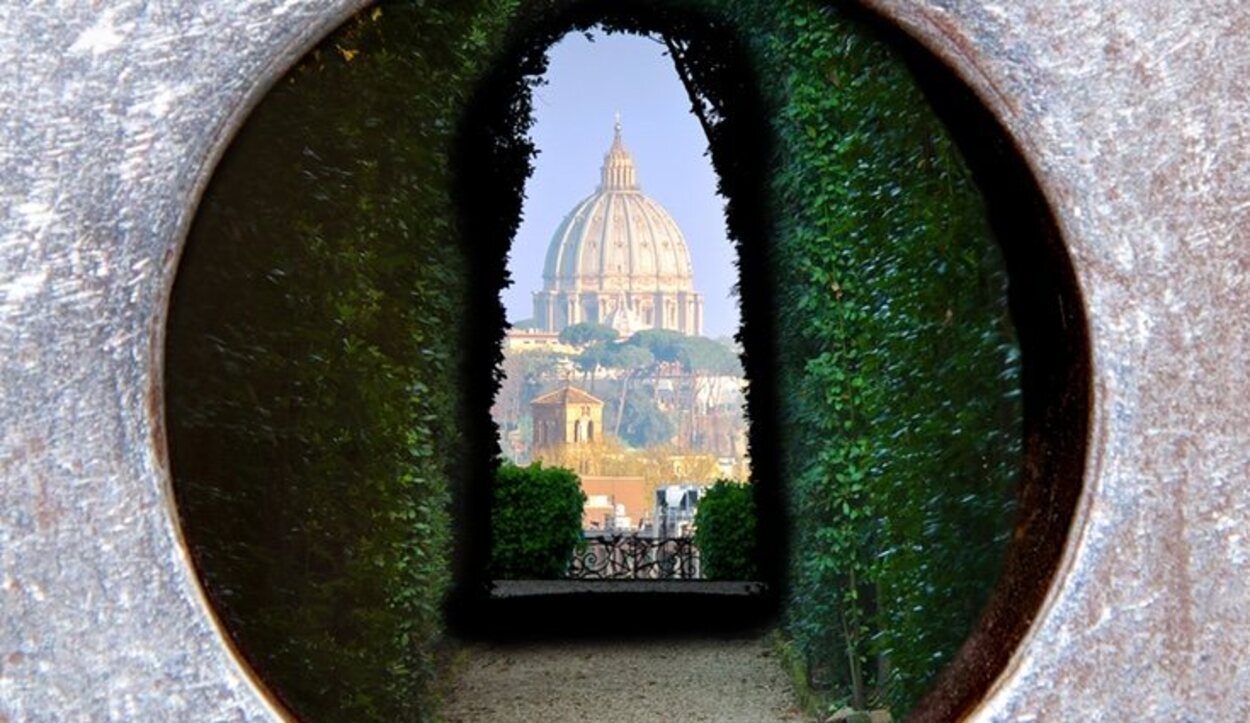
[443,631,804,722]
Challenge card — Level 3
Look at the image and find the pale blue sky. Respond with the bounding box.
[502,30,739,339]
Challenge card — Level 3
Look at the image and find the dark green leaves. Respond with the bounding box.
[165,3,520,720]
[686,0,1022,715]
[693,480,758,580]
[490,463,587,578]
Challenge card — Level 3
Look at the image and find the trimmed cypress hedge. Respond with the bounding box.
[165,4,520,720]
[694,2,1022,713]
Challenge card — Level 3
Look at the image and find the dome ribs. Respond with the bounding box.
[532,120,703,335]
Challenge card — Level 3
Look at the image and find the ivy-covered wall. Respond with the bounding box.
[165,3,518,720]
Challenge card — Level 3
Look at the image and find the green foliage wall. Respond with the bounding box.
[694,0,1023,713]
[165,3,518,720]
[694,480,759,580]
[490,463,587,578]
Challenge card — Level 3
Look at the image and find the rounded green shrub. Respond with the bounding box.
[694,480,758,580]
[491,463,587,578]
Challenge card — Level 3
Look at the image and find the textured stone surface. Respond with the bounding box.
[0,2,370,719]
[1,0,1248,720]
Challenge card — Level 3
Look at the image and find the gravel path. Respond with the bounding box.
[443,632,804,722]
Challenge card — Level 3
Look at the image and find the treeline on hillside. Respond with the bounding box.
[497,323,745,449]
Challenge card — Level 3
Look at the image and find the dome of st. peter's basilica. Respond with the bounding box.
[532,120,704,337]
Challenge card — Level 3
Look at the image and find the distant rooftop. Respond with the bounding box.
[531,385,605,406]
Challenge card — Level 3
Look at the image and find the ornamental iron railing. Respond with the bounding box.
[567,535,701,580]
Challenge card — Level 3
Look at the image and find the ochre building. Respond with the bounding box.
[530,385,604,450]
